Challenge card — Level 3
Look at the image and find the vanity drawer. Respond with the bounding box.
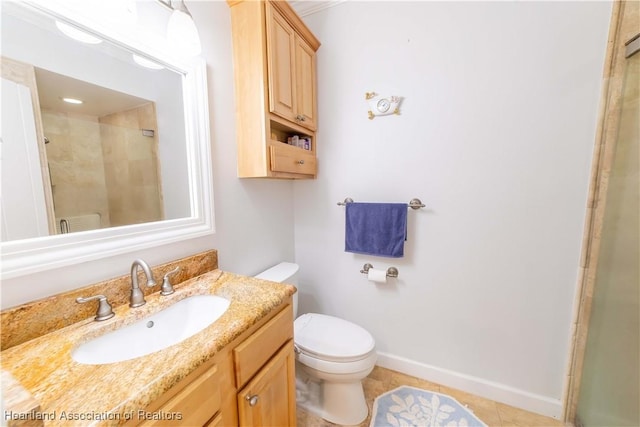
[270,144,316,175]
[233,304,293,388]
[204,413,223,427]
[138,362,220,426]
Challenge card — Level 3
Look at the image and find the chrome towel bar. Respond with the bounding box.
[337,197,426,210]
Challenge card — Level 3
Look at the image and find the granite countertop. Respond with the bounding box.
[0,270,296,426]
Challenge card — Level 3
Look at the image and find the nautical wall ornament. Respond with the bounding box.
[366,92,402,119]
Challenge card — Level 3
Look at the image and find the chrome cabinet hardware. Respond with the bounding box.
[246,394,259,407]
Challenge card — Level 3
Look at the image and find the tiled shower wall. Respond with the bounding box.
[43,110,111,227]
[42,102,162,231]
[99,102,163,227]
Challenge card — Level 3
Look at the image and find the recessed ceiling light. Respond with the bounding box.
[55,21,102,45]
[62,97,83,104]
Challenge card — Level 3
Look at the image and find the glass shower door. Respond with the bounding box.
[575,41,639,427]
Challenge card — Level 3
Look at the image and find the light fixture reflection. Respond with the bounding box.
[167,0,201,57]
[132,54,165,70]
[55,21,102,44]
[62,97,83,104]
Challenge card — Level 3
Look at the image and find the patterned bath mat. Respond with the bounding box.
[370,386,487,427]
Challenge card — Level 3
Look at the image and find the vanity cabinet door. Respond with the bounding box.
[237,340,296,427]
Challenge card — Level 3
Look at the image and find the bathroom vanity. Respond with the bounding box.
[0,252,297,426]
[125,299,295,427]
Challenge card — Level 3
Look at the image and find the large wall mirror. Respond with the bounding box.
[0,0,214,279]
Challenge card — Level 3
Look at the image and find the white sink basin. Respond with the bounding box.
[72,295,230,365]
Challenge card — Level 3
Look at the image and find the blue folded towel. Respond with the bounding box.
[345,202,408,258]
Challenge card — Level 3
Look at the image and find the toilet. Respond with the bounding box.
[255,262,376,426]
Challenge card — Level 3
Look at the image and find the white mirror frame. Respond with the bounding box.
[0,0,214,280]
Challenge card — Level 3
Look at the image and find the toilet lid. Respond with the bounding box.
[294,313,375,362]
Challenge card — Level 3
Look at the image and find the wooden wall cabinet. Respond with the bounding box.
[266,2,317,131]
[228,0,320,179]
[130,302,296,427]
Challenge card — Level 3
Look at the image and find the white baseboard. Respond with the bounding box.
[376,351,563,420]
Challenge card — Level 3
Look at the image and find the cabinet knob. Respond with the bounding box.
[246,394,259,407]
[295,114,306,122]
[297,160,305,165]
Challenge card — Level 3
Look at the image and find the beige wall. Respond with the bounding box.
[99,102,163,227]
[43,110,110,227]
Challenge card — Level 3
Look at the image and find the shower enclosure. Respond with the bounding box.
[577,41,639,427]
[567,2,639,426]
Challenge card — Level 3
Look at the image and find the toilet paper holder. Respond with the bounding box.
[360,263,399,278]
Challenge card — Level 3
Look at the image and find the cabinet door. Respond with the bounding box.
[237,340,296,427]
[295,36,317,131]
[138,363,220,427]
[267,3,297,123]
[233,304,293,388]
[204,413,223,427]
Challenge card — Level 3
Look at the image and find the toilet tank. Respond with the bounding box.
[254,262,299,284]
[254,262,299,316]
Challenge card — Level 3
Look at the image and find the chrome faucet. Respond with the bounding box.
[160,266,180,296]
[76,294,115,321]
[129,259,157,308]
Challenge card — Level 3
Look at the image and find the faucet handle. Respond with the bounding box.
[76,295,115,321]
[161,267,180,296]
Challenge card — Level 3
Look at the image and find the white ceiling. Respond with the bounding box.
[35,68,149,117]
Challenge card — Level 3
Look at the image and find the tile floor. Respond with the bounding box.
[296,366,567,427]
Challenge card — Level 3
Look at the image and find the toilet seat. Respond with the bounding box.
[297,347,377,376]
[294,313,375,363]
